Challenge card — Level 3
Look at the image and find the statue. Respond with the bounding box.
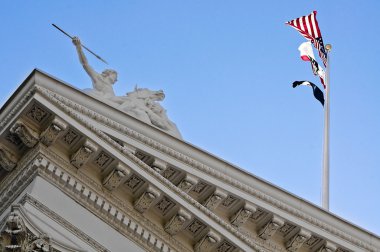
[72,37,182,139]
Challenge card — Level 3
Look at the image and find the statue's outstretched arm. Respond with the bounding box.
[72,37,98,82]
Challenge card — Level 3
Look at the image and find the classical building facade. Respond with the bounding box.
[0,69,379,251]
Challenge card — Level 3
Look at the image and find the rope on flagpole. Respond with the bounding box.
[322,44,332,210]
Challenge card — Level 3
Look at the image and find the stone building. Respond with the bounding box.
[0,69,379,251]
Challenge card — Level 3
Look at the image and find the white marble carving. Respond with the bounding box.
[70,140,97,168]
[72,37,181,138]
[203,189,227,210]
[0,211,27,251]
[40,117,67,146]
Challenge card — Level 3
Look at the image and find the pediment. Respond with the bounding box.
[1,69,379,252]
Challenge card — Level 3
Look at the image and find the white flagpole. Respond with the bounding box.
[322,44,332,210]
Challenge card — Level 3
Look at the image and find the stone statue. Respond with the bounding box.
[72,37,182,139]
[73,37,118,99]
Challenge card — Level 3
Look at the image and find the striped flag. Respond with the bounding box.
[286,11,327,66]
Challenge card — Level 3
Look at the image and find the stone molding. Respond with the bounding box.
[1,84,372,251]
[203,189,228,210]
[177,175,198,193]
[35,85,264,251]
[33,151,189,252]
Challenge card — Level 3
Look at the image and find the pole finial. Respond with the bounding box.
[325,44,332,52]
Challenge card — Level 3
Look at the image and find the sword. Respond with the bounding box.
[52,24,109,65]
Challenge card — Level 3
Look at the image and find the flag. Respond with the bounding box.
[286,11,327,66]
[298,42,326,88]
[292,81,324,106]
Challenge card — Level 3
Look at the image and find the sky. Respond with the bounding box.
[1,1,379,235]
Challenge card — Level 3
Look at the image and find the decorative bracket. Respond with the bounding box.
[70,140,97,168]
[102,163,131,191]
[177,175,198,193]
[258,215,284,240]
[10,121,39,148]
[203,189,228,210]
[0,145,18,171]
[40,117,67,146]
[230,203,257,227]
[164,209,191,235]
[286,228,311,252]
[194,231,221,252]
[317,241,337,252]
[134,186,161,213]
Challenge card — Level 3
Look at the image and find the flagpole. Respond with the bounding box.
[322,44,332,210]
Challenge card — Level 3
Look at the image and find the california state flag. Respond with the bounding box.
[298,42,326,88]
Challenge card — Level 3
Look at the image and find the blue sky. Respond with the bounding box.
[1,1,379,235]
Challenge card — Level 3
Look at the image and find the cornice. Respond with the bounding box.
[34,147,191,252]
[35,85,266,252]
[32,85,379,252]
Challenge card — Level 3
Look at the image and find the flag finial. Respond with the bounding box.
[325,44,332,51]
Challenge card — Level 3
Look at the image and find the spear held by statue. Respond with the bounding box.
[52,24,108,64]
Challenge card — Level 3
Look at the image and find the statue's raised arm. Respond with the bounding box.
[72,36,117,98]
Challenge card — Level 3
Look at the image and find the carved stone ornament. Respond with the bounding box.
[10,121,39,148]
[164,209,191,236]
[194,231,221,252]
[134,186,160,213]
[0,145,18,171]
[151,158,167,173]
[0,211,27,251]
[317,241,337,252]
[177,175,198,193]
[230,204,257,227]
[258,215,284,240]
[70,140,97,168]
[285,228,312,252]
[203,189,227,210]
[102,163,131,191]
[40,117,67,146]
[25,234,50,252]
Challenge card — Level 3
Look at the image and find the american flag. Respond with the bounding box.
[286,11,327,66]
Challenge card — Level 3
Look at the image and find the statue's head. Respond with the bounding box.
[101,69,118,84]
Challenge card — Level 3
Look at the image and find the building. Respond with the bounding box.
[0,69,379,251]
